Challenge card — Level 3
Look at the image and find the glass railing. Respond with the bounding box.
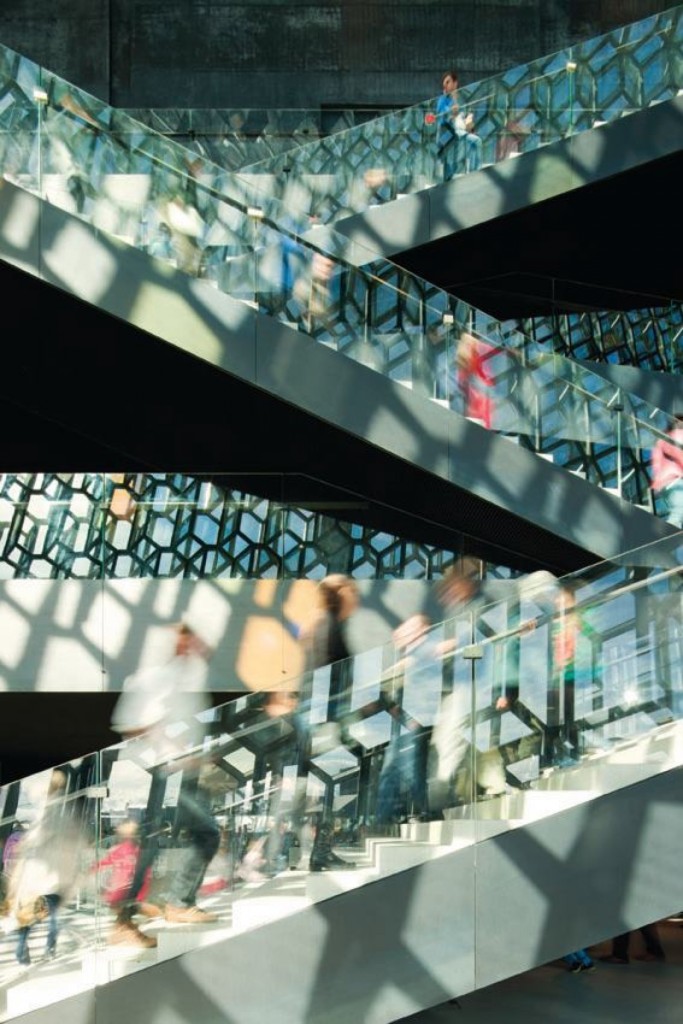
[0,533,680,1015]
[0,40,680,514]
[517,302,683,374]
[466,535,683,812]
[228,4,683,220]
[395,300,682,511]
[122,106,402,172]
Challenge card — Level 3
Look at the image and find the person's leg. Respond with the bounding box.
[264,780,287,871]
[409,732,430,819]
[168,828,220,907]
[465,132,483,172]
[475,747,507,797]
[375,744,401,825]
[15,925,31,965]
[639,923,665,959]
[439,139,456,182]
[599,932,629,962]
[114,828,159,926]
[122,767,167,910]
[166,785,220,913]
[309,820,335,869]
[452,133,467,175]
[104,803,163,946]
[562,678,579,761]
[541,665,562,769]
[44,894,60,955]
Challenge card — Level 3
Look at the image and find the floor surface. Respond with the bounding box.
[403,917,683,1023]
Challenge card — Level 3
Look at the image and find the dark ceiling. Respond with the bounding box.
[392,150,683,319]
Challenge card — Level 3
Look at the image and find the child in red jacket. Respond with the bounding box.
[95,820,159,948]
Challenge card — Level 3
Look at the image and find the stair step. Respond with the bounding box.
[82,946,157,985]
[231,894,310,936]
[155,920,234,958]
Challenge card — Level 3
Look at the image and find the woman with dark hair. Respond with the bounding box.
[300,574,359,668]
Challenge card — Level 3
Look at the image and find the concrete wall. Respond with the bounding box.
[0,576,441,693]
[0,1,675,109]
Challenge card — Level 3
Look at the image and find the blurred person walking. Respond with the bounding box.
[8,770,85,966]
[110,621,220,941]
[299,574,360,722]
[298,575,361,870]
[374,614,442,826]
[651,409,683,528]
[429,562,558,807]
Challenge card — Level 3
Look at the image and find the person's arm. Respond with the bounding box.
[658,436,683,471]
[651,438,665,477]
[651,436,683,489]
[436,94,457,134]
[93,846,117,871]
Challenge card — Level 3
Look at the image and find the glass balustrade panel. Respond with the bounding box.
[0,753,103,1018]
[472,533,683,838]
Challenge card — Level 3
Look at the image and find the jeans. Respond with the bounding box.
[122,772,220,915]
[167,785,220,908]
[563,948,592,969]
[16,893,60,963]
[375,733,428,823]
[439,131,483,181]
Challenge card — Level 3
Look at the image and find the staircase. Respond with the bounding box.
[1,534,681,1021]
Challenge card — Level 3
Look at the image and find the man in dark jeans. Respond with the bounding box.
[163,772,220,923]
[435,70,483,181]
[107,763,220,947]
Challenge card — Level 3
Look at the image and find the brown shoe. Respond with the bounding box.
[107,922,157,949]
[138,902,163,919]
[164,904,218,925]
